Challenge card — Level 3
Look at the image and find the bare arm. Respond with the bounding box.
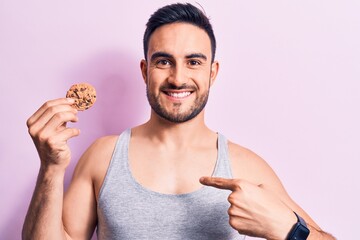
[22,98,79,240]
[23,167,69,239]
[23,97,114,239]
[62,136,116,239]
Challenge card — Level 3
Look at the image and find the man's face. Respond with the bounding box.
[141,22,219,123]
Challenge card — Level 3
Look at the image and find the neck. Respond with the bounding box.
[134,110,215,149]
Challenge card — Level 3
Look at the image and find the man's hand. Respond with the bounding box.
[26,98,80,170]
[200,176,297,240]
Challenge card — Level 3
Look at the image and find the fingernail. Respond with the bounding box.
[67,98,75,103]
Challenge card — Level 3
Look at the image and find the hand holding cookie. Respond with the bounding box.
[26,83,96,170]
[66,83,97,111]
[26,98,80,170]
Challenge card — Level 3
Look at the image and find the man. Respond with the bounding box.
[23,3,335,240]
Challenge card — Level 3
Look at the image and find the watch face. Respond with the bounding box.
[297,224,310,239]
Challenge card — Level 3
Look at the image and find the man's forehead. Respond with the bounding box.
[147,22,212,59]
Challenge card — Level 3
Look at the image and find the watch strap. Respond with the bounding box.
[287,212,310,240]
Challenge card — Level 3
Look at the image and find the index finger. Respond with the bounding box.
[27,98,75,127]
[199,176,241,191]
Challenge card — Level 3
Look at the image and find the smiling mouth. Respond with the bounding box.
[164,91,192,98]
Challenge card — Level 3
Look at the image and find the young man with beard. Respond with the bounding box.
[23,3,335,240]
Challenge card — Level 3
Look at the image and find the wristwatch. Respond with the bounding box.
[287,212,310,240]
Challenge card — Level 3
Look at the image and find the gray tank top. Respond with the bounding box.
[97,129,245,240]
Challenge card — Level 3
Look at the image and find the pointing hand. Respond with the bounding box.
[200,176,297,239]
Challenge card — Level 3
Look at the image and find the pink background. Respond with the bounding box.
[1,1,359,239]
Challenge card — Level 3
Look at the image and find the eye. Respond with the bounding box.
[188,60,201,66]
[156,59,172,68]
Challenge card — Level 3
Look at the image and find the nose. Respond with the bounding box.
[167,64,188,87]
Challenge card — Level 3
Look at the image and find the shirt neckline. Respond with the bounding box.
[124,128,222,199]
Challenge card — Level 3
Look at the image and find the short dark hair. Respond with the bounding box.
[143,3,216,63]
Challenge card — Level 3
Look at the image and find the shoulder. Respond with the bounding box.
[76,135,118,168]
[78,135,118,174]
[72,135,119,192]
[227,141,285,192]
[85,135,119,158]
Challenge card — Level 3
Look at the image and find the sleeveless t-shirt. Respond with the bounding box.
[97,129,245,240]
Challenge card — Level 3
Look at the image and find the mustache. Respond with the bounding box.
[159,83,197,91]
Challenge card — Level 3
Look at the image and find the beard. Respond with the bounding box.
[146,82,209,123]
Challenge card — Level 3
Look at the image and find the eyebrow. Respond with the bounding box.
[150,52,208,62]
[185,53,207,61]
[150,52,173,62]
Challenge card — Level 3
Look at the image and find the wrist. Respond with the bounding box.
[270,209,298,240]
[39,164,67,181]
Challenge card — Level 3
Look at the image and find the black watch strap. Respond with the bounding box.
[287,212,310,240]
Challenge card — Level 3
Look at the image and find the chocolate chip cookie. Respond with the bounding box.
[66,83,97,110]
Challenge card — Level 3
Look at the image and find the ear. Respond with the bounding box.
[210,60,219,87]
[140,59,147,84]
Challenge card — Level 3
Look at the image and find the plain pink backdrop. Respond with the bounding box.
[1,1,359,239]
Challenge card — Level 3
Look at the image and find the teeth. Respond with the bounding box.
[168,92,191,98]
